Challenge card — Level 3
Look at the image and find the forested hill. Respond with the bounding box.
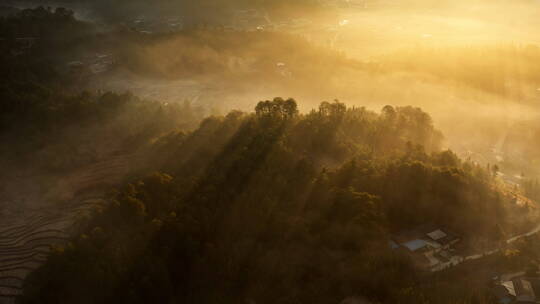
[19,99,519,304]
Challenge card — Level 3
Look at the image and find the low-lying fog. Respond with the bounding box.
[8,0,540,178]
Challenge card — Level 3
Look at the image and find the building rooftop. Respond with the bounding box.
[494,276,540,304]
[427,229,447,241]
[402,239,428,252]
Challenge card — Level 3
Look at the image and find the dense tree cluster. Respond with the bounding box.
[0,8,208,174]
[0,6,94,55]
[19,99,515,304]
[0,7,95,90]
[0,87,203,174]
[0,7,83,37]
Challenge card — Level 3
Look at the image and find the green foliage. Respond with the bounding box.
[19,100,512,304]
[0,7,88,39]
[255,97,298,119]
[0,89,203,174]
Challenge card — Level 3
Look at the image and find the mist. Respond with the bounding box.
[3,1,540,303]
[74,0,540,178]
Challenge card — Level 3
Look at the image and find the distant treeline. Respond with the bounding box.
[0,6,93,44]
[0,87,203,174]
[63,0,324,24]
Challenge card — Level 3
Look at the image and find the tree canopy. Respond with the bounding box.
[18,99,518,304]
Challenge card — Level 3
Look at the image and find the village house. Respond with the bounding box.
[492,274,540,304]
[390,225,462,271]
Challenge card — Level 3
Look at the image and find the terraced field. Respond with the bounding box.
[0,198,103,303]
[0,154,140,303]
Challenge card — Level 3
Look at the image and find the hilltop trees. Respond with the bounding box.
[255,97,298,119]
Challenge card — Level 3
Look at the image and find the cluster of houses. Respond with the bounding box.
[390,225,462,272]
[219,9,317,33]
[67,53,116,78]
[493,272,540,304]
[130,17,184,34]
[127,12,269,33]
[232,9,270,30]
[321,0,401,9]
[120,8,317,34]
